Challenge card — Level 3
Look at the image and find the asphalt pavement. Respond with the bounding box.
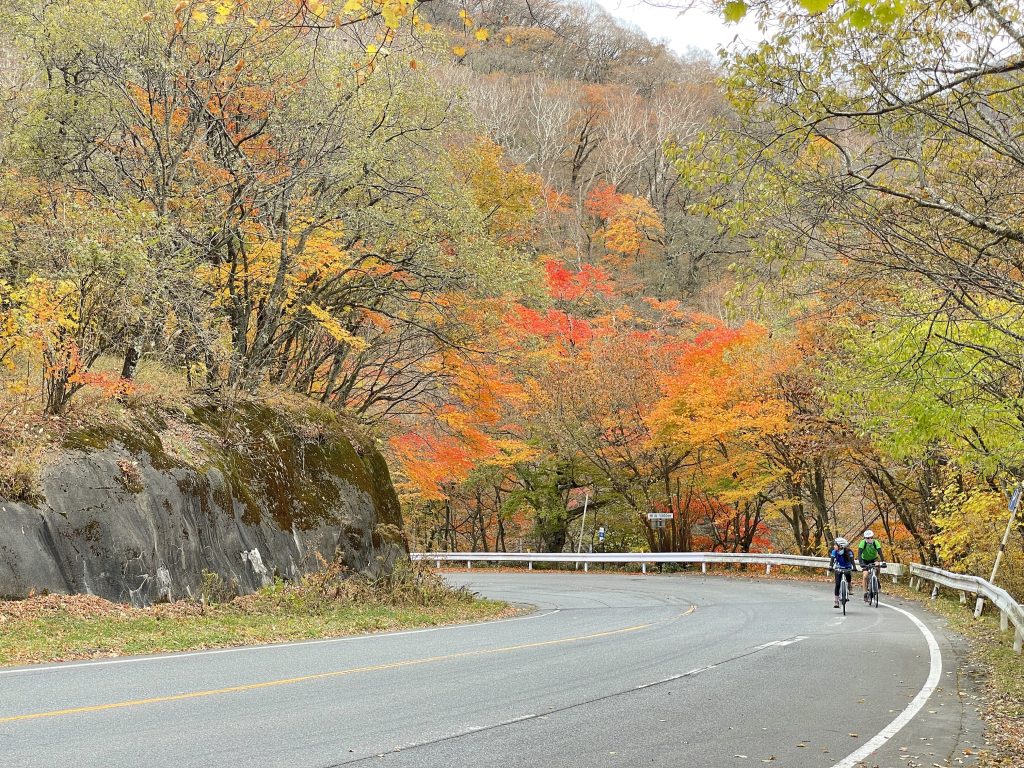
[0,571,985,767]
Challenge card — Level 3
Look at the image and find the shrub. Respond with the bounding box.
[0,442,43,504]
[199,570,237,605]
[249,556,476,613]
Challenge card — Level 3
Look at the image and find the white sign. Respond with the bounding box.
[647,512,674,520]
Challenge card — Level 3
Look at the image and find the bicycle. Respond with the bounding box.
[863,562,887,607]
[833,566,853,615]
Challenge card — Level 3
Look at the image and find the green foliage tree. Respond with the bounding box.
[678,0,1024,579]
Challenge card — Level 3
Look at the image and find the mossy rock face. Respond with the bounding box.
[0,403,405,605]
[179,403,401,533]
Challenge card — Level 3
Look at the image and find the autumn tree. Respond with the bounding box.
[2,0,543,417]
[650,317,794,552]
[676,0,1024,583]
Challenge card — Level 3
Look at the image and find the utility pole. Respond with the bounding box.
[575,493,589,571]
[975,483,1020,618]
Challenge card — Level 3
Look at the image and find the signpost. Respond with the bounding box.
[645,513,673,569]
[647,512,673,528]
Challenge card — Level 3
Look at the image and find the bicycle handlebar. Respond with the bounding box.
[829,563,886,572]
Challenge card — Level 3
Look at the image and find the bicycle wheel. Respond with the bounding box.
[839,574,849,616]
[872,571,880,607]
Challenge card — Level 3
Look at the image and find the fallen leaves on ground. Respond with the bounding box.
[977,693,1024,767]
[0,593,126,620]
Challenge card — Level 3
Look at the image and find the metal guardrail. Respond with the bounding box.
[410,550,906,578]
[908,564,1024,653]
[413,551,1024,654]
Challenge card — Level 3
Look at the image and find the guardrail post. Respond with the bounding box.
[974,597,985,619]
[959,591,967,605]
[930,584,939,600]
[584,562,588,573]
[766,563,771,575]
[528,561,533,570]
[466,560,471,570]
[1015,627,1022,654]
[1001,610,1009,632]
[701,562,706,575]
[642,562,647,574]
[435,558,441,568]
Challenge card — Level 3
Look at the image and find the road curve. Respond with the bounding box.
[0,573,984,767]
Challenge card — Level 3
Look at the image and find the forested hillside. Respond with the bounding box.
[0,0,1020,600]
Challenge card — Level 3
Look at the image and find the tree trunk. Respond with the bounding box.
[120,321,146,381]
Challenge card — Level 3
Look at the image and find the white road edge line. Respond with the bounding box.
[829,602,942,768]
[0,607,562,677]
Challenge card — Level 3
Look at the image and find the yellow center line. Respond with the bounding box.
[0,608,695,725]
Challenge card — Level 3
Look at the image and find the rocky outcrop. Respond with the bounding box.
[0,404,406,606]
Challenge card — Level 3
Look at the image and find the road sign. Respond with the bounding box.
[1010,485,1022,513]
[598,526,606,542]
[647,512,673,520]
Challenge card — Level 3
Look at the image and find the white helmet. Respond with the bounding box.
[835,536,848,547]
[864,530,875,539]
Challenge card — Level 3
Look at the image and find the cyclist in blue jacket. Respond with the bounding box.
[829,536,855,608]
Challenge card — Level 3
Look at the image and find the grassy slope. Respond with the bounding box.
[0,567,514,667]
[0,600,512,667]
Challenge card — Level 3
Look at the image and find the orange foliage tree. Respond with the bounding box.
[585,181,664,269]
[650,318,794,553]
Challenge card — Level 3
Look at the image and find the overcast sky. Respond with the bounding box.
[592,1,763,55]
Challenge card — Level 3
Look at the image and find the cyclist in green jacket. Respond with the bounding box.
[858,530,884,602]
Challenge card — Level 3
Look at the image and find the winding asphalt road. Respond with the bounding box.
[0,572,985,767]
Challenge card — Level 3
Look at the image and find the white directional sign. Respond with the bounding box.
[647,512,673,520]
